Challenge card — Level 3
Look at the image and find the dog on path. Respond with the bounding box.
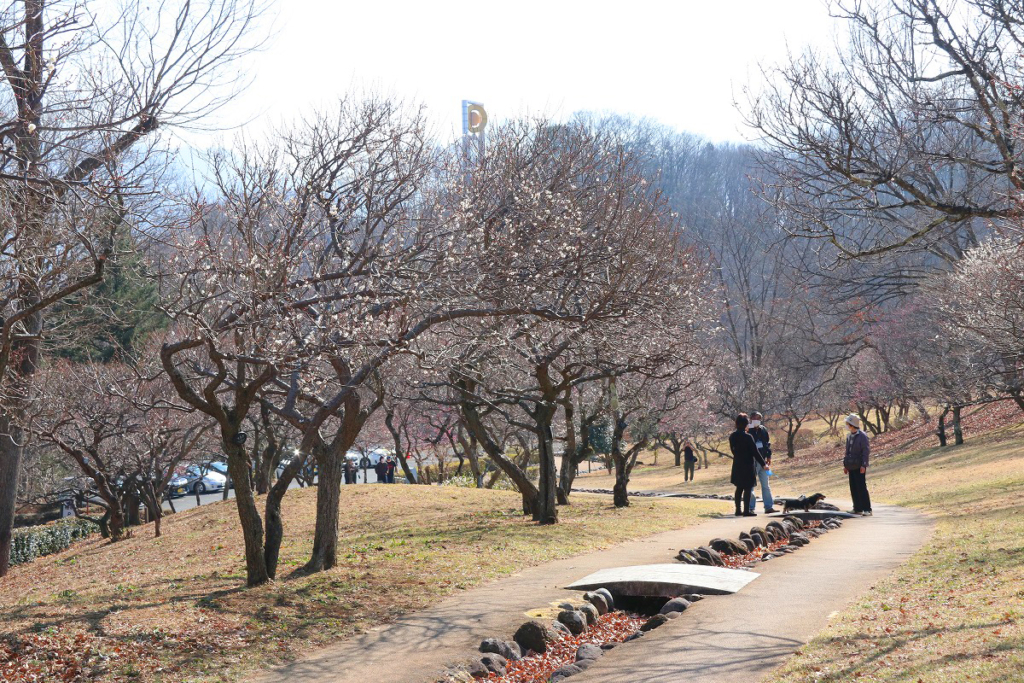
[777,493,827,513]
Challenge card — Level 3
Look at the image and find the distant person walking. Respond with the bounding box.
[843,414,873,516]
[747,411,777,514]
[385,456,397,484]
[729,413,766,517]
[374,458,388,484]
[683,442,697,482]
[344,458,357,485]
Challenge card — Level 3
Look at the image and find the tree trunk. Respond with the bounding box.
[306,443,342,572]
[460,401,539,515]
[225,438,270,586]
[535,416,558,524]
[612,455,629,508]
[937,405,949,447]
[952,405,964,446]
[0,417,23,577]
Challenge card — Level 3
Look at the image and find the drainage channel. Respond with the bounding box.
[439,513,849,683]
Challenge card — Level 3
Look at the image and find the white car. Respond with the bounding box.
[181,465,227,494]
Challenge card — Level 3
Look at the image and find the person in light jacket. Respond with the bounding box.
[747,411,777,514]
[729,413,766,517]
[842,414,872,516]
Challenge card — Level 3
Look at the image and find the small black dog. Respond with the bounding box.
[777,493,827,513]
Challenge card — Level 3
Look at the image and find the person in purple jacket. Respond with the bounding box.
[842,414,872,516]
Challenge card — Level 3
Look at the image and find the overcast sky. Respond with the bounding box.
[189,0,840,148]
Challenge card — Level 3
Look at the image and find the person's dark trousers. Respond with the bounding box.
[684,462,694,481]
[734,486,752,514]
[848,470,872,512]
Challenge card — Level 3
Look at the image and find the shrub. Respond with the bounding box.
[440,472,520,492]
[10,517,98,566]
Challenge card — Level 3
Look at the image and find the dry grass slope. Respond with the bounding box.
[0,484,724,682]
[763,425,1024,683]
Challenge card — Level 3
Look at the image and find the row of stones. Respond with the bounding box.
[447,586,702,682]
[676,515,844,568]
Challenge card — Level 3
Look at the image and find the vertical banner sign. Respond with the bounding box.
[461,100,487,162]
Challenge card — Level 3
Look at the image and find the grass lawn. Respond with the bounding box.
[0,484,724,682]
[763,424,1024,683]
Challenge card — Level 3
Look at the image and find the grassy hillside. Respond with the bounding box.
[764,422,1024,683]
[0,484,725,682]
[580,402,1024,681]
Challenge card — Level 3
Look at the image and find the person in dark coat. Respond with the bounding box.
[842,414,872,516]
[683,442,697,482]
[374,458,388,484]
[344,458,357,485]
[729,413,766,517]
[385,456,397,484]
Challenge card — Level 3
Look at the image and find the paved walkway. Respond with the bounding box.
[255,501,931,683]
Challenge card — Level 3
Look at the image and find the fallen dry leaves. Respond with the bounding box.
[488,612,647,683]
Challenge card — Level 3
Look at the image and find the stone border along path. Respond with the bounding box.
[253,500,932,683]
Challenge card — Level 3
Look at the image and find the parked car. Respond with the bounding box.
[176,465,227,494]
[203,461,233,487]
[166,473,190,498]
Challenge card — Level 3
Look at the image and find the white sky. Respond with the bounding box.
[191,0,839,148]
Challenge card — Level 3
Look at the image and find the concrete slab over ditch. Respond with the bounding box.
[565,563,759,596]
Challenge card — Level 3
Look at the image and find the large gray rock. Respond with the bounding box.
[766,521,789,540]
[479,638,520,661]
[551,664,584,681]
[578,602,599,626]
[513,620,558,654]
[784,515,807,529]
[468,660,489,679]
[479,653,507,676]
[575,643,604,662]
[594,587,615,610]
[584,591,609,615]
[659,597,692,615]
[695,546,725,566]
[676,549,700,564]
[709,537,749,556]
[551,619,572,636]
[640,613,670,631]
[557,609,587,635]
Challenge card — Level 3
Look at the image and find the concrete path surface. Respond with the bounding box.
[254,501,931,683]
[576,503,931,683]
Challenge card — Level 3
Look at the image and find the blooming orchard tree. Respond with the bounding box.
[939,237,1024,413]
[421,119,715,521]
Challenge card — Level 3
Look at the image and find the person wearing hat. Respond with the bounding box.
[842,414,872,516]
[747,411,777,514]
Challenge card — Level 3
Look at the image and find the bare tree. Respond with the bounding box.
[0,0,264,576]
[29,360,207,539]
[746,0,1024,261]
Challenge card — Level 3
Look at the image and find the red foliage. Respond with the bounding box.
[719,520,822,569]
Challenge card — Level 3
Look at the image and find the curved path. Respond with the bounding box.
[255,500,931,683]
